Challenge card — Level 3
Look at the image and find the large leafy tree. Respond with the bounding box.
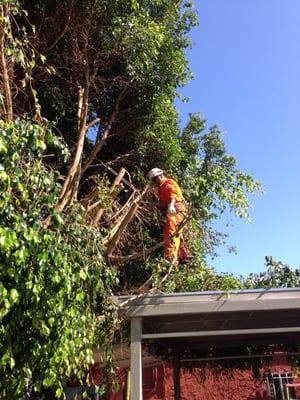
[0,1,264,398]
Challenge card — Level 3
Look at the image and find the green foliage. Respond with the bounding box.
[1,0,42,117]
[0,119,117,398]
[136,94,183,173]
[144,258,243,293]
[245,256,300,288]
[19,0,197,174]
[137,112,261,273]
[179,113,261,222]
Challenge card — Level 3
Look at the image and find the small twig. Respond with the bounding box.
[100,191,136,226]
[79,161,135,191]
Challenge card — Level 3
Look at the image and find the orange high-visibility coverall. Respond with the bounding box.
[157,178,186,263]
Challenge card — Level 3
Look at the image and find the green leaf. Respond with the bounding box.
[55,387,63,398]
[9,289,19,303]
[79,270,87,280]
[0,137,7,153]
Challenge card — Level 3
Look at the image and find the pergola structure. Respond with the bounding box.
[113,288,300,400]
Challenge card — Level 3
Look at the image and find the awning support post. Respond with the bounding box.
[173,349,181,400]
[131,317,142,400]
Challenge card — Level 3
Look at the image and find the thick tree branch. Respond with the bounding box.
[86,117,100,131]
[57,85,89,205]
[43,76,90,227]
[106,199,140,257]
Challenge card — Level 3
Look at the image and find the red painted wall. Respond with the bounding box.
[141,363,267,400]
[90,353,300,399]
[161,363,267,400]
[142,354,300,400]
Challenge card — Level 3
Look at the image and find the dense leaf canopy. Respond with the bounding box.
[0,120,117,398]
[1,1,293,398]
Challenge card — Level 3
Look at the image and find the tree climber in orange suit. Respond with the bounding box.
[148,168,190,265]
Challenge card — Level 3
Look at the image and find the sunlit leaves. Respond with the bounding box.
[245,256,300,289]
[0,120,116,399]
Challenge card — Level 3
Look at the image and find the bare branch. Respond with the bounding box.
[81,83,129,175]
[44,77,90,226]
[106,200,140,257]
[0,4,13,120]
[101,191,136,227]
[80,161,136,191]
[86,117,100,132]
[43,0,74,53]
[77,86,84,133]
[58,84,88,203]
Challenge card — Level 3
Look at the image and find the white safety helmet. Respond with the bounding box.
[148,168,164,180]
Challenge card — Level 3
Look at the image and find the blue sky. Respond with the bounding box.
[176,0,300,276]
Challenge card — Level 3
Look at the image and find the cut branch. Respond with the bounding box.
[106,200,140,257]
[105,184,149,257]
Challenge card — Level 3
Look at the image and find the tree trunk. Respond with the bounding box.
[56,84,89,211]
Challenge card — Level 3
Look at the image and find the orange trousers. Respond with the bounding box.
[163,203,186,263]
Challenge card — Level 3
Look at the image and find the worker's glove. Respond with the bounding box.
[167,203,177,216]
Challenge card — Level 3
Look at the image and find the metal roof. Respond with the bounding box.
[114,288,300,349]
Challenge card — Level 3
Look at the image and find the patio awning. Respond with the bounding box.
[114,288,300,348]
[113,288,300,399]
